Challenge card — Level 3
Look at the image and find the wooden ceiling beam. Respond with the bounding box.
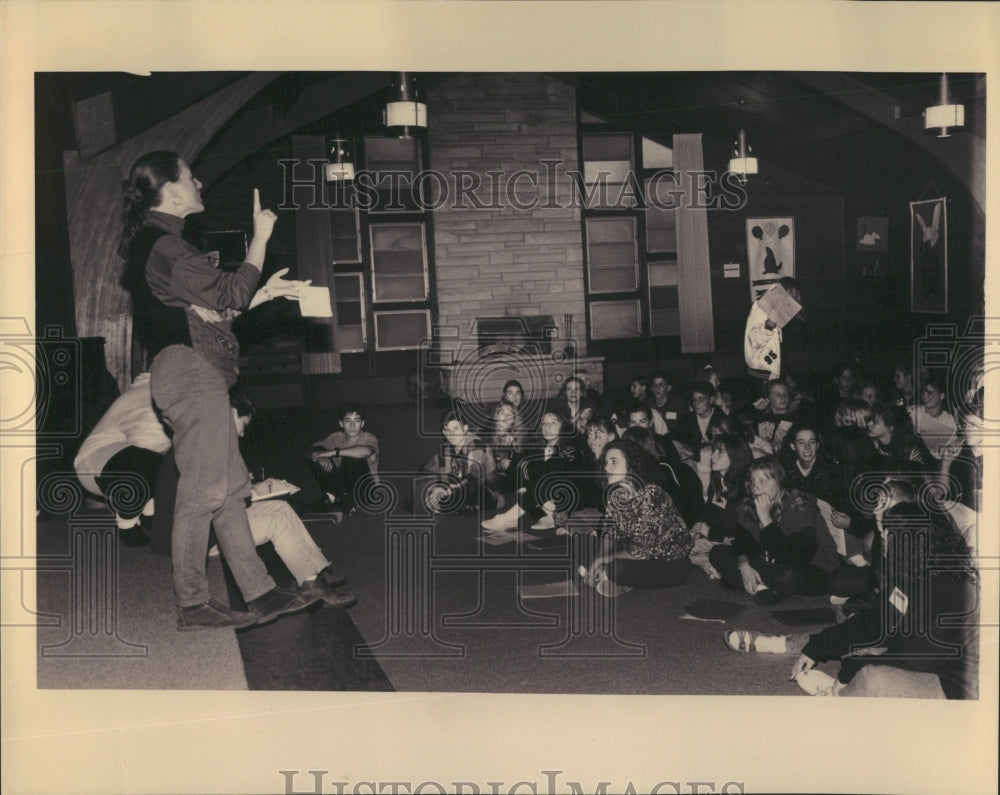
[196,73,390,189]
[791,72,984,212]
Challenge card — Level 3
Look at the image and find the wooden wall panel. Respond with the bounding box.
[65,73,277,392]
[673,133,715,353]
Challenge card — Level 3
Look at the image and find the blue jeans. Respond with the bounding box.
[151,345,274,606]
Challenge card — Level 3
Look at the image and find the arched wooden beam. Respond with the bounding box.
[792,72,985,214]
[65,72,279,392]
[195,72,390,190]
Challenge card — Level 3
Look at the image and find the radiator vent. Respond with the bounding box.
[308,375,411,407]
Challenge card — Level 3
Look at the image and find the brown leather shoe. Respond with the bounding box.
[298,578,357,609]
[247,586,319,626]
[317,564,348,588]
[176,600,257,631]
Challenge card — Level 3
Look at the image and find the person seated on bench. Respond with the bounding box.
[307,402,379,514]
[74,372,172,547]
[155,390,357,609]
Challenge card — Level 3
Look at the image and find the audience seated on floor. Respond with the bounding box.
[853,377,882,407]
[779,421,870,562]
[423,409,502,514]
[621,426,704,527]
[674,380,727,452]
[571,367,605,413]
[687,432,754,579]
[814,359,860,435]
[625,402,677,466]
[549,414,618,537]
[724,478,979,700]
[909,372,959,462]
[581,440,694,597]
[649,370,690,437]
[708,455,872,607]
[550,375,597,438]
[891,359,918,408]
[865,402,934,473]
[487,399,528,492]
[749,378,800,454]
[306,401,379,514]
[482,408,581,532]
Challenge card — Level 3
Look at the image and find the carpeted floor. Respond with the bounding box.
[36,403,841,695]
[35,514,248,690]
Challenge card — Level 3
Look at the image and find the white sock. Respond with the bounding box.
[115,514,140,530]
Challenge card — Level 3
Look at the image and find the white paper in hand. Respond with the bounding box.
[298,285,333,317]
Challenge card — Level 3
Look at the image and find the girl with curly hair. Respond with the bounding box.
[582,440,693,596]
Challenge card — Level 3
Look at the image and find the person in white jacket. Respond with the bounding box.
[743,277,801,380]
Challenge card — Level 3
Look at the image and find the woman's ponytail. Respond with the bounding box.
[118,151,181,261]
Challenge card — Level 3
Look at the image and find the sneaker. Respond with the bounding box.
[481,506,524,532]
[247,586,319,626]
[177,600,257,631]
[298,578,358,609]
[530,514,555,531]
[596,579,633,598]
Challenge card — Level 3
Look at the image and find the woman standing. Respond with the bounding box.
[583,440,693,596]
[120,151,315,630]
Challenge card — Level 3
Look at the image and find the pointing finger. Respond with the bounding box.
[253,188,261,214]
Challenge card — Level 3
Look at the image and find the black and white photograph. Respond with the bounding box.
[3,3,998,795]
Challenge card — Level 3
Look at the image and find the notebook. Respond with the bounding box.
[756,283,802,328]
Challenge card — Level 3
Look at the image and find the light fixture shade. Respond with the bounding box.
[384,72,427,137]
[924,103,965,137]
[728,125,757,182]
[324,162,356,182]
[385,100,428,129]
[728,155,758,179]
[325,137,355,182]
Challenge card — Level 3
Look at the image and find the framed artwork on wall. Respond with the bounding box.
[746,217,794,301]
[856,216,888,282]
[910,197,947,313]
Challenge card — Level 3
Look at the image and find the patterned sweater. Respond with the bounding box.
[606,483,693,561]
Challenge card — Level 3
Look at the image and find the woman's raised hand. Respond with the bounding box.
[264,267,310,298]
[247,268,311,309]
[252,188,278,241]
